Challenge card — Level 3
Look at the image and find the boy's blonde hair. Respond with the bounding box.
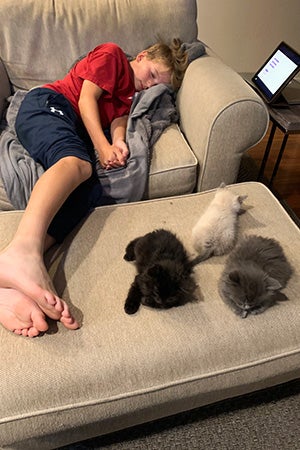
[145,38,188,90]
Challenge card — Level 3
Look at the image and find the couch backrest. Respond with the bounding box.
[0,0,198,91]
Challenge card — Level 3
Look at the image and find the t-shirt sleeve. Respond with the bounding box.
[74,43,124,94]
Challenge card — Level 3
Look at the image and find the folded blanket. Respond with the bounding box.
[0,85,177,209]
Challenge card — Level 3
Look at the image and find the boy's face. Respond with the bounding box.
[131,51,171,91]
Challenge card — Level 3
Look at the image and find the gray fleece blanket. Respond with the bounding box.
[0,84,177,209]
[95,84,178,204]
[0,90,44,209]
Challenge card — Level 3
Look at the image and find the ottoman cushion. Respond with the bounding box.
[0,182,299,449]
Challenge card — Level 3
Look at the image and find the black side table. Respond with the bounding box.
[257,104,300,185]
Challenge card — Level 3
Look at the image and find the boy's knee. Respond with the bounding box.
[60,156,92,182]
[77,158,93,180]
[66,156,92,181]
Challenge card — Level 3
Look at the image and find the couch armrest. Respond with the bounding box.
[177,51,269,192]
[0,58,11,121]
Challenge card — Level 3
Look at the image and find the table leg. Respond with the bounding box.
[270,133,289,185]
[258,121,277,181]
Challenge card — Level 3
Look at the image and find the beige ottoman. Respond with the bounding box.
[0,181,299,449]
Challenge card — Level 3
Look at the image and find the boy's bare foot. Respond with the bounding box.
[0,288,49,337]
[0,243,80,332]
[60,306,80,329]
[0,242,63,316]
[0,288,79,337]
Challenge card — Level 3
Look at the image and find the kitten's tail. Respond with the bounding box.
[189,248,213,268]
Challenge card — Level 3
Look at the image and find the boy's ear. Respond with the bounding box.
[136,51,147,61]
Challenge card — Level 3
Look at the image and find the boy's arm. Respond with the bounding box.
[110,115,129,161]
[78,79,127,168]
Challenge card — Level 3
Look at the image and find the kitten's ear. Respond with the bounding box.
[238,195,248,204]
[265,276,282,292]
[228,270,240,284]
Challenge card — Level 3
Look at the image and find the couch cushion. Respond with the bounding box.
[0,0,198,91]
[0,182,299,449]
[147,124,198,199]
[0,178,14,211]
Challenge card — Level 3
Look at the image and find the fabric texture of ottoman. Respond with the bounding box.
[0,181,299,449]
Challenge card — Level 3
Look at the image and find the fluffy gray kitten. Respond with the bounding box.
[191,183,247,261]
[219,235,293,318]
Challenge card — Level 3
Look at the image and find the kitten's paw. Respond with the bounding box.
[124,239,138,261]
[124,301,140,315]
[251,306,268,315]
[123,251,135,262]
[232,307,246,318]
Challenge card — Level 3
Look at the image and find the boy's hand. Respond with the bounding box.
[114,138,129,164]
[100,140,129,170]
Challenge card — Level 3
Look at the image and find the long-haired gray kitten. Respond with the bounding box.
[192,183,247,261]
[219,235,293,318]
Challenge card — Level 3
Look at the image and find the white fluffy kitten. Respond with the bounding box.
[191,184,247,261]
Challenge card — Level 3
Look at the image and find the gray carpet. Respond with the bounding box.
[60,379,300,449]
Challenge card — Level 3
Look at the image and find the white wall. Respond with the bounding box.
[197,0,300,74]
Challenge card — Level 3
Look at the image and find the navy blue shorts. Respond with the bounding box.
[14,88,106,243]
[15,88,94,168]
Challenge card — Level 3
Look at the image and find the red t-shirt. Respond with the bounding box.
[44,43,135,129]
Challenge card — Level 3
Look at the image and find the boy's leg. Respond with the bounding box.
[47,172,100,244]
[16,88,98,246]
[0,155,92,334]
[0,88,96,336]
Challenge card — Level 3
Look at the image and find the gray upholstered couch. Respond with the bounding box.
[1,1,299,449]
[0,0,269,210]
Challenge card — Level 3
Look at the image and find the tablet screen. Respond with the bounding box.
[252,42,300,103]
